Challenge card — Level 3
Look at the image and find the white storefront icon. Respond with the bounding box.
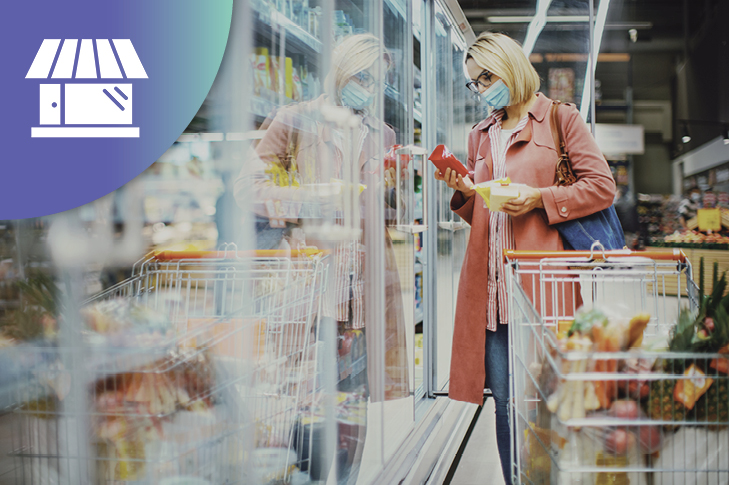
[26,39,147,138]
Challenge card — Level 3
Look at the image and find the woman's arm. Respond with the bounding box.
[538,104,616,225]
[233,108,307,221]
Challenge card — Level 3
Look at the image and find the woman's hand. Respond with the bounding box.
[501,185,543,217]
[435,167,475,198]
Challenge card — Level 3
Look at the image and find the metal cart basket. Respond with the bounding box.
[6,248,329,484]
[506,247,729,484]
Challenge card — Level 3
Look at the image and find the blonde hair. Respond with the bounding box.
[466,32,540,106]
[326,34,391,105]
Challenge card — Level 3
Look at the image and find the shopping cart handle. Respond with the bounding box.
[503,248,687,263]
[152,248,328,260]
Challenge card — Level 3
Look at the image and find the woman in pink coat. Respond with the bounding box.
[435,32,616,482]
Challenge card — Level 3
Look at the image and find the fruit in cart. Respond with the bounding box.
[554,334,594,423]
[638,425,662,453]
[647,309,694,427]
[695,377,729,429]
[628,313,651,348]
[605,428,636,454]
[649,377,689,427]
[610,400,639,420]
[710,344,729,374]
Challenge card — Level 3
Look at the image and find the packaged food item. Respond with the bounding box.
[292,66,302,102]
[674,363,713,410]
[471,178,524,212]
[428,144,468,178]
[285,57,294,100]
[308,7,321,38]
[270,56,281,93]
[254,47,271,93]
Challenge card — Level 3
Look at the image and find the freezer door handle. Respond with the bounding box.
[438,221,467,231]
[395,145,429,233]
[393,224,428,234]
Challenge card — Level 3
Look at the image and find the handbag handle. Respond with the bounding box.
[550,101,577,187]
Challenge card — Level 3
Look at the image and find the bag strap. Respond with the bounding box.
[550,101,577,187]
[550,101,567,159]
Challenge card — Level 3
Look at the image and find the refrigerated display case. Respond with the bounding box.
[0,0,613,483]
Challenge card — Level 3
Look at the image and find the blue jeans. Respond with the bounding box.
[484,321,512,484]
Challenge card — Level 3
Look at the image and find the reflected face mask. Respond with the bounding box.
[482,79,511,110]
[341,81,375,111]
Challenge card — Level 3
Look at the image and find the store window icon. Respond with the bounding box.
[26,39,147,138]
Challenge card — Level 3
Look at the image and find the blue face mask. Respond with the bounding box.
[482,79,511,110]
[341,81,375,111]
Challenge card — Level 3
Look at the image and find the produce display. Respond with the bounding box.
[661,228,729,249]
[640,192,729,249]
[523,259,729,483]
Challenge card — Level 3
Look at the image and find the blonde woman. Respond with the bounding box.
[436,32,616,482]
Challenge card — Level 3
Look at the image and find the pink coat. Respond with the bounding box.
[448,93,616,405]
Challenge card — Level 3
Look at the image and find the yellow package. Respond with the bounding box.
[330,178,366,194]
[285,57,294,99]
[472,178,522,212]
[674,364,713,410]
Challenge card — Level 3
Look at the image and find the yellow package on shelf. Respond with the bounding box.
[472,177,523,212]
[698,208,721,232]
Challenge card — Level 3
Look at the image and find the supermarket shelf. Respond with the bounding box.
[142,177,224,193]
[384,0,407,19]
[414,307,423,325]
[385,83,402,105]
[251,95,277,119]
[252,1,322,54]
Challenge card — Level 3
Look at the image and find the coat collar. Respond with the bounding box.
[474,92,553,133]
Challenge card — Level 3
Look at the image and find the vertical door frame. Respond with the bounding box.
[421,0,440,399]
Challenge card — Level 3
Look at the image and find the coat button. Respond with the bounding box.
[561,207,567,213]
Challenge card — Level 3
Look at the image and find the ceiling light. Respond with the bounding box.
[681,123,691,144]
[488,15,588,23]
[723,125,729,145]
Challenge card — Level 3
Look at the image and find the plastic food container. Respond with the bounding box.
[472,178,523,212]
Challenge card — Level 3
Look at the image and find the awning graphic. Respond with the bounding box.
[26,39,148,79]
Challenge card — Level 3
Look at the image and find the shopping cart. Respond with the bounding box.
[506,246,729,484]
[6,248,329,484]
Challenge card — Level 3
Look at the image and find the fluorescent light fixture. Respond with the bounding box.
[521,0,553,56]
[489,15,588,23]
[580,0,612,121]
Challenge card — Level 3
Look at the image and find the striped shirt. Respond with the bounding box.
[486,110,530,331]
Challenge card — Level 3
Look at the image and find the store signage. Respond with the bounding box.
[0,0,233,219]
[27,39,147,138]
[698,208,722,232]
[594,123,645,155]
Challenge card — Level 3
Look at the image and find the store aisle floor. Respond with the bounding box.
[450,399,505,485]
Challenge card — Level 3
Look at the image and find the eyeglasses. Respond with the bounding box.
[465,70,493,94]
[353,70,379,89]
